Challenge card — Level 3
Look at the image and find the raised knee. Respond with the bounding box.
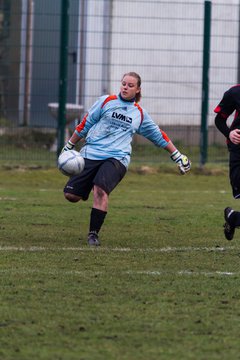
[64,192,81,203]
[94,186,107,199]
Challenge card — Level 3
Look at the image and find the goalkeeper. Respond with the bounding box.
[215,84,240,240]
[62,72,191,246]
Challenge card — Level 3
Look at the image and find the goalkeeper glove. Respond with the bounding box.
[61,140,75,153]
[170,150,191,175]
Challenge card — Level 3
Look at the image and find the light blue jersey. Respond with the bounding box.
[75,94,170,168]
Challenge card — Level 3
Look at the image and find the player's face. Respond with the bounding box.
[120,75,140,101]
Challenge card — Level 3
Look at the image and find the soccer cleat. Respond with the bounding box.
[223,207,235,241]
[87,231,100,246]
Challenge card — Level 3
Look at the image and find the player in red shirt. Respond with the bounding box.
[215,84,240,240]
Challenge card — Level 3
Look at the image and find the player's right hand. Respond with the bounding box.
[171,150,191,175]
[229,129,240,145]
[177,154,191,175]
[61,140,75,153]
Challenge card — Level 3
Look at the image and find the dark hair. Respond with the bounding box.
[122,72,142,103]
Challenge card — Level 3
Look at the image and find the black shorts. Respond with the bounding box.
[229,144,240,198]
[63,158,127,201]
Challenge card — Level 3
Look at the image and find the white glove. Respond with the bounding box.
[61,140,75,153]
[171,150,191,175]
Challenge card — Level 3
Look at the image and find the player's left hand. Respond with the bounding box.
[171,150,191,175]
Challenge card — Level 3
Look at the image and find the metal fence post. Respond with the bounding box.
[200,1,211,167]
[57,0,70,157]
[23,0,34,127]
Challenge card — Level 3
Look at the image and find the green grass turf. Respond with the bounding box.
[0,164,240,359]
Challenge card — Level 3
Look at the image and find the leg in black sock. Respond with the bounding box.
[87,208,107,246]
[228,209,240,227]
[89,208,107,234]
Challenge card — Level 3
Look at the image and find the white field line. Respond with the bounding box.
[0,197,17,201]
[0,268,102,276]
[0,268,238,277]
[1,246,238,277]
[126,270,238,277]
[0,245,237,252]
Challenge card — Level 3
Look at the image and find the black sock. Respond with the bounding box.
[229,211,240,227]
[89,208,107,234]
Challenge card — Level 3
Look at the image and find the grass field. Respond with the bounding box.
[1,163,240,360]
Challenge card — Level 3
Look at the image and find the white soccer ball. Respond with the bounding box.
[58,150,85,177]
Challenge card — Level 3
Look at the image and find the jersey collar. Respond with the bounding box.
[118,93,135,103]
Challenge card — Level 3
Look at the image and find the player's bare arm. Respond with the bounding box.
[164,140,191,175]
[61,132,84,152]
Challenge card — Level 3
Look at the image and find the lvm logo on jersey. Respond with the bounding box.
[112,111,132,123]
